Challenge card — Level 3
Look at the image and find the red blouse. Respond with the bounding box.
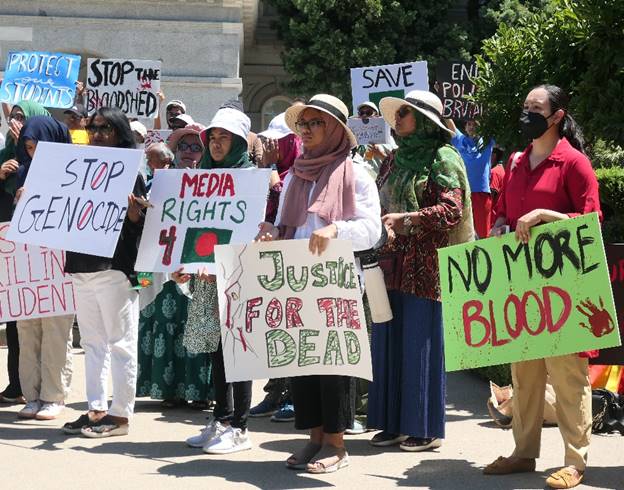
[496,137,602,230]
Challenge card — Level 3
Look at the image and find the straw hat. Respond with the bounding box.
[380,89,453,134]
[285,94,357,148]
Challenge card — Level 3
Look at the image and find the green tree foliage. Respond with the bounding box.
[268,0,472,104]
[473,0,624,150]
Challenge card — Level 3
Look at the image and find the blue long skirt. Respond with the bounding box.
[367,291,446,438]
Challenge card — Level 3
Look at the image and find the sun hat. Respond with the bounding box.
[258,112,292,140]
[357,101,379,115]
[380,89,453,134]
[63,104,87,118]
[166,99,186,112]
[285,94,357,148]
[167,123,207,151]
[173,114,195,127]
[200,107,251,146]
[130,120,147,139]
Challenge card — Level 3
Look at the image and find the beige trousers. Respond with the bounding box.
[17,315,74,403]
[511,354,592,470]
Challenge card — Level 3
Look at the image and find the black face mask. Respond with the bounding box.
[519,110,554,140]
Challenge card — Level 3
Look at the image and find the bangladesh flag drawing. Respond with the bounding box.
[181,227,233,264]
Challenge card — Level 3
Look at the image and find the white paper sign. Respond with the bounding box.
[214,239,373,383]
[135,168,271,273]
[86,58,162,118]
[7,142,143,257]
[0,222,75,322]
[145,129,172,148]
[350,61,428,114]
[347,117,391,145]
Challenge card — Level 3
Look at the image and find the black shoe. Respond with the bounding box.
[399,437,442,452]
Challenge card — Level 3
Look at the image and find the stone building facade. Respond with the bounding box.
[0,0,288,131]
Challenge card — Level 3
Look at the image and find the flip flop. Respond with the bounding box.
[286,442,322,470]
[307,445,349,474]
[80,415,129,438]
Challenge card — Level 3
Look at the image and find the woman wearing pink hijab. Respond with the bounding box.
[257,94,381,473]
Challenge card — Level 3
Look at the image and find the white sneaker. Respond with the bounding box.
[18,400,42,419]
[186,419,224,448]
[36,402,64,420]
[203,426,252,454]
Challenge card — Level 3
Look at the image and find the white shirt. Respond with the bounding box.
[276,163,382,252]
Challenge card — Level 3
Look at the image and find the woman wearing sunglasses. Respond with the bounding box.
[135,124,213,410]
[367,90,473,452]
[62,107,147,438]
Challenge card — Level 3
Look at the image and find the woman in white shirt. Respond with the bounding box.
[258,94,381,473]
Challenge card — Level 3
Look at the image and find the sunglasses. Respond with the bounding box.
[396,106,414,119]
[178,142,202,152]
[358,109,375,118]
[86,124,114,135]
[295,119,325,132]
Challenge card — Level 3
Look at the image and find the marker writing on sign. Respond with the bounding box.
[361,64,415,89]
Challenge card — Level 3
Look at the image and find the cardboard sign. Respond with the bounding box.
[435,61,483,120]
[350,61,428,114]
[347,117,391,145]
[0,51,81,108]
[0,222,75,322]
[438,213,621,371]
[145,130,172,148]
[214,239,372,382]
[591,244,624,365]
[86,58,161,118]
[7,142,143,258]
[135,168,271,274]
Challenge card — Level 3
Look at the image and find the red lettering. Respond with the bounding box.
[265,297,283,328]
[336,298,350,327]
[522,290,546,336]
[36,284,51,314]
[222,173,235,196]
[504,294,524,339]
[347,299,361,329]
[197,174,208,197]
[489,299,510,347]
[179,173,198,198]
[207,173,220,196]
[317,298,336,327]
[286,297,304,328]
[245,297,262,332]
[542,285,571,333]
[462,299,490,347]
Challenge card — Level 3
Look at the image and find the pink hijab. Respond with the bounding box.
[278,111,356,239]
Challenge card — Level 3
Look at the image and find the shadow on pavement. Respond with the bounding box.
[157,458,334,489]
[260,437,388,457]
[69,440,198,461]
[0,424,70,451]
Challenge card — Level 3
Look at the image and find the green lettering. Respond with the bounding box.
[161,197,177,221]
[311,263,328,287]
[258,251,285,291]
[323,330,344,366]
[266,329,296,367]
[344,331,361,364]
[298,329,320,366]
[286,265,309,292]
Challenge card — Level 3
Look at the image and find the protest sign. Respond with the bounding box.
[145,130,172,148]
[0,223,75,322]
[350,61,428,114]
[347,117,391,145]
[590,244,624,365]
[0,51,81,108]
[435,61,483,120]
[135,168,271,274]
[438,213,621,371]
[7,142,143,258]
[86,58,161,118]
[214,239,372,382]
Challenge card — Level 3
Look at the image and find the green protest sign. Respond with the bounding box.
[438,213,621,371]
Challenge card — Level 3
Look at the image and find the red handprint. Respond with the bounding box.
[576,297,615,338]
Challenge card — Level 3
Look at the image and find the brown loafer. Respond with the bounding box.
[483,456,536,475]
[546,466,584,489]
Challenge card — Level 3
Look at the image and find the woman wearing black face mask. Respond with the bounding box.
[485,86,601,489]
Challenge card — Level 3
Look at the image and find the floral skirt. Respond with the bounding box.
[136,280,212,401]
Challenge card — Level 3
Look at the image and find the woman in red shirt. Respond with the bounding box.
[484,85,600,489]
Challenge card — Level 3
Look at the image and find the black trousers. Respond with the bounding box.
[290,375,355,434]
[3,322,21,397]
[211,342,252,430]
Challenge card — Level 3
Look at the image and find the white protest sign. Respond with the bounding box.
[347,117,391,145]
[86,58,161,118]
[214,239,372,383]
[145,129,172,148]
[0,222,75,322]
[7,142,143,257]
[350,61,428,114]
[135,168,271,274]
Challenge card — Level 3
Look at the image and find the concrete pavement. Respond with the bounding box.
[0,346,622,490]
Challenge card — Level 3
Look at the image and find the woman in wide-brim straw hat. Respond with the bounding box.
[257,94,382,473]
[367,89,474,452]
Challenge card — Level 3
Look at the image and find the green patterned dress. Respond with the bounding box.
[136,279,212,401]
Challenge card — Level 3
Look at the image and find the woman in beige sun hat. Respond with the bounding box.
[367,89,474,452]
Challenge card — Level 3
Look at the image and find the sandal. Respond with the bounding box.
[307,445,349,474]
[286,442,322,470]
[62,413,93,435]
[80,415,129,438]
[546,466,584,489]
[483,456,536,475]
